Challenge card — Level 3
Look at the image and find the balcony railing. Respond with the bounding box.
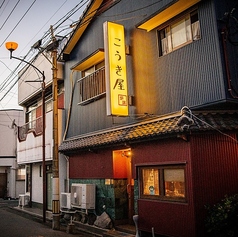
[18,116,43,142]
[78,66,106,105]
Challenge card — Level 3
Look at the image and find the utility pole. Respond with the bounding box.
[50,25,60,230]
[42,75,46,223]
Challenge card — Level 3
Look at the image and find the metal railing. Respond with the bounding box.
[18,116,43,141]
[78,66,106,105]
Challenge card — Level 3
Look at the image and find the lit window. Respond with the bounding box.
[158,10,200,56]
[142,168,160,196]
[139,165,186,201]
[164,168,185,198]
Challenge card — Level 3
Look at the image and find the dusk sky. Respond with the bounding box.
[0,0,88,109]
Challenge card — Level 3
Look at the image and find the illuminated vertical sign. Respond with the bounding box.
[104,21,128,116]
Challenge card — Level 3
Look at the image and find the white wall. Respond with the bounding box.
[0,110,24,199]
[32,163,42,203]
[17,111,53,164]
[0,110,23,156]
[18,54,63,105]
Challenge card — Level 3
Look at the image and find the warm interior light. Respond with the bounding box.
[5,41,18,51]
[121,150,131,157]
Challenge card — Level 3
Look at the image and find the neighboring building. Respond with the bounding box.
[17,53,66,210]
[58,0,238,237]
[0,109,24,199]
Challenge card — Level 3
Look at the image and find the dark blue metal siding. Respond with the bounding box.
[133,0,227,116]
[63,0,234,138]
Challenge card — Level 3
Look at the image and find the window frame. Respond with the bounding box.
[138,164,187,202]
[16,167,26,181]
[157,9,200,56]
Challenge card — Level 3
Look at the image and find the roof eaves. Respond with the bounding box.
[62,0,104,55]
[59,110,238,153]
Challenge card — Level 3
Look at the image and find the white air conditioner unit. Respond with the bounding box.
[71,183,96,210]
[18,194,30,207]
[60,192,71,209]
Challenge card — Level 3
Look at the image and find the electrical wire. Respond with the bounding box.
[0,0,89,101]
[0,0,37,47]
[40,0,90,44]
[0,0,6,9]
[0,0,20,30]
[181,106,238,144]
[0,0,170,106]
[0,0,10,18]
[0,0,117,105]
[102,0,162,17]
[191,113,238,144]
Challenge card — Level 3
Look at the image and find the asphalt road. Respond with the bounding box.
[0,199,94,237]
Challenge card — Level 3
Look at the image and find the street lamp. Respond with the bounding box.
[5,41,47,223]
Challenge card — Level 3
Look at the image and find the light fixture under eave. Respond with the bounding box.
[5,41,18,52]
[121,150,131,157]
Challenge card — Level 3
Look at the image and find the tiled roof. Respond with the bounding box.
[59,110,238,153]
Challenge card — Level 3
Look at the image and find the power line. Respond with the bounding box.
[0,0,6,10]
[0,0,37,47]
[0,0,89,97]
[0,0,20,30]
[0,0,10,18]
[0,0,95,104]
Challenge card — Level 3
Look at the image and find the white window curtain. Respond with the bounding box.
[192,21,201,40]
[164,169,184,182]
[171,19,187,48]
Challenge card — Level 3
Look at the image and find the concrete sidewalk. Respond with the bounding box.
[6,201,135,237]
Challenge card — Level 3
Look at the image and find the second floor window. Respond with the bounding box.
[26,103,37,129]
[78,61,106,105]
[158,9,200,56]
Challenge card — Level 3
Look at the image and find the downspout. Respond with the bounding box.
[221,27,238,98]
[62,70,76,193]
[29,163,32,207]
[63,155,70,193]
[63,70,76,141]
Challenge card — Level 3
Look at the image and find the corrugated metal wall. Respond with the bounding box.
[63,0,232,138]
[69,149,113,178]
[133,138,196,237]
[133,0,226,116]
[190,133,238,236]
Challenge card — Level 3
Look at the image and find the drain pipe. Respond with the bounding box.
[221,27,238,98]
[63,155,70,192]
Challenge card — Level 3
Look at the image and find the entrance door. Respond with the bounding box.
[47,173,53,210]
[113,149,134,224]
[0,173,7,198]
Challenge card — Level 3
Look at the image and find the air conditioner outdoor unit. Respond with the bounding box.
[71,183,96,210]
[60,192,71,210]
[18,194,30,207]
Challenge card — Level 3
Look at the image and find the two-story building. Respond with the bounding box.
[59,0,238,236]
[17,52,66,211]
[0,109,24,199]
